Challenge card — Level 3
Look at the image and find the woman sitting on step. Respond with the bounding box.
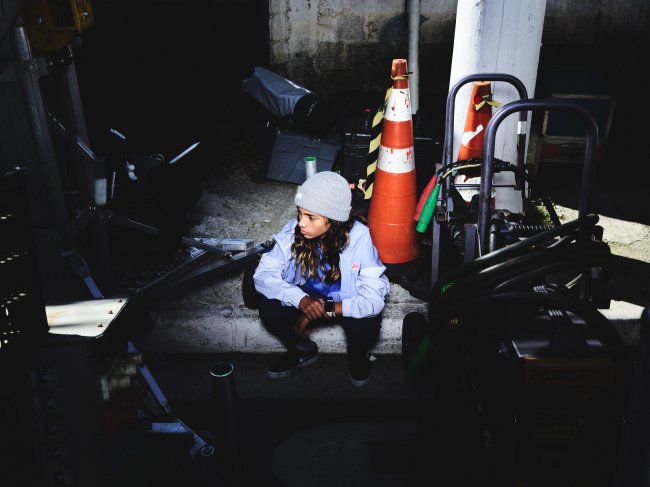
[253,171,389,386]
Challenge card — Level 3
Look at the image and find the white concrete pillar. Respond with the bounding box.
[449,0,546,212]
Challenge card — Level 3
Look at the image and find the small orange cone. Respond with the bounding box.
[455,81,499,205]
[367,59,419,264]
[458,81,494,161]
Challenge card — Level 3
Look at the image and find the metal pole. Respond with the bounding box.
[210,361,238,484]
[408,0,420,115]
[619,307,650,486]
[12,25,96,301]
[62,43,109,210]
[63,44,90,144]
[13,26,70,227]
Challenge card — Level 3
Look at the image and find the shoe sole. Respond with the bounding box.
[266,354,318,379]
[349,374,370,387]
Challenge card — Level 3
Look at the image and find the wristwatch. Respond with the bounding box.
[325,299,336,319]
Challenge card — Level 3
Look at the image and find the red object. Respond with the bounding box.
[457,81,493,161]
[414,175,438,220]
[102,386,147,438]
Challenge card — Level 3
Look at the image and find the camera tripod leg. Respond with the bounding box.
[127,341,212,458]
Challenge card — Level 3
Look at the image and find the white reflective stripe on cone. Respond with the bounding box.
[384,89,412,122]
[377,146,415,173]
[461,124,484,146]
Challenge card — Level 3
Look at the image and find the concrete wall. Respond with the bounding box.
[268,0,456,96]
[268,0,649,96]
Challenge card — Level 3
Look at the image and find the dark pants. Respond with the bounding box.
[258,295,382,356]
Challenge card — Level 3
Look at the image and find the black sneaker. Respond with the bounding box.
[349,353,371,387]
[266,348,318,379]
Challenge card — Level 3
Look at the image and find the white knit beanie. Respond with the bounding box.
[294,171,351,222]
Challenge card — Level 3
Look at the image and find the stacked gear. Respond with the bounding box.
[415,156,560,240]
[414,81,503,236]
[402,96,629,485]
[404,215,629,485]
[423,74,531,284]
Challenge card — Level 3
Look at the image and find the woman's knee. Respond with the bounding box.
[342,315,382,344]
[257,295,274,318]
[258,297,301,328]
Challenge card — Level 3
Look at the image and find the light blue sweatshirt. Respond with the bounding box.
[253,219,390,318]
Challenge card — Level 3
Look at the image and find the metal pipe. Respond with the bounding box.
[210,361,238,483]
[210,362,236,413]
[408,0,420,114]
[12,26,70,226]
[440,213,598,286]
[63,44,90,145]
[619,307,650,486]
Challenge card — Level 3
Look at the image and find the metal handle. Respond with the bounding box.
[478,99,599,254]
[443,73,529,171]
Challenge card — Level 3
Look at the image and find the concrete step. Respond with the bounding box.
[143,271,427,354]
[137,170,645,356]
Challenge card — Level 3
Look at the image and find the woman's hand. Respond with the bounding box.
[292,315,312,338]
[298,296,325,321]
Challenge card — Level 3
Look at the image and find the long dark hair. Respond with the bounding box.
[292,211,357,283]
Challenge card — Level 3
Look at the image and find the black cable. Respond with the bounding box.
[435,214,599,287]
[491,262,582,294]
[442,157,562,227]
[431,238,611,305]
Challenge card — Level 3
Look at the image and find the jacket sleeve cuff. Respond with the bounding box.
[341,298,352,317]
[286,288,308,309]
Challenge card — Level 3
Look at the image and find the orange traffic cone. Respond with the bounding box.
[367,59,419,264]
[458,81,494,161]
[454,81,500,205]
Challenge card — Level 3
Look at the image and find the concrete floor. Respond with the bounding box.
[143,352,427,487]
